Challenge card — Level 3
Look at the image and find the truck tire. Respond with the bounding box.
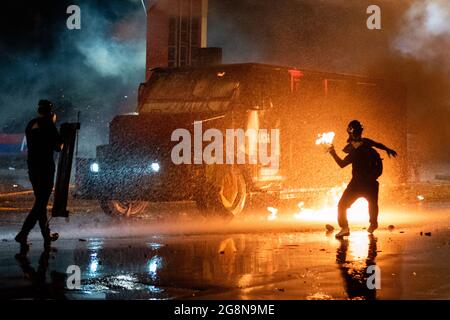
[195,166,247,220]
[99,199,149,217]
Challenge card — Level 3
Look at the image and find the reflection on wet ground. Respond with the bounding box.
[336,234,378,300]
[1,218,449,299]
[0,201,449,299]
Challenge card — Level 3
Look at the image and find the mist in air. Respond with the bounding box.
[0,0,448,163]
[0,0,147,157]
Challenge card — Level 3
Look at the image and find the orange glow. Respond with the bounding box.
[267,184,370,224]
[294,186,369,224]
[267,206,278,221]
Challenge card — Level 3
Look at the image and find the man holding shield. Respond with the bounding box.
[15,100,63,248]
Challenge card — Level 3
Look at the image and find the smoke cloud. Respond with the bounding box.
[0,0,146,157]
[75,5,145,80]
[390,0,450,162]
[394,0,450,68]
[208,0,450,163]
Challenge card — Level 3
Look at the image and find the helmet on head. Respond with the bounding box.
[37,99,54,116]
[347,120,363,136]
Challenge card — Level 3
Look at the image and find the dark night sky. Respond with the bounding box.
[0,0,448,160]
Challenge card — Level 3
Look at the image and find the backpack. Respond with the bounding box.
[365,147,383,179]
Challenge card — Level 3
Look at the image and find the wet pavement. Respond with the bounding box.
[0,198,449,300]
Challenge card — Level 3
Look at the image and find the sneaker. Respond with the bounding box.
[367,224,378,234]
[335,227,350,239]
[14,231,28,246]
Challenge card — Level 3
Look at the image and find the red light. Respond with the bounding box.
[288,69,303,92]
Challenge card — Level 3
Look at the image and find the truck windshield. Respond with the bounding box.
[139,71,240,114]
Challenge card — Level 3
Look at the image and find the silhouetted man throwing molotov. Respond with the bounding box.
[15,100,63,248]
[328,120,397,239]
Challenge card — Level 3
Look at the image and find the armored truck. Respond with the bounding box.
[76,63,407,218]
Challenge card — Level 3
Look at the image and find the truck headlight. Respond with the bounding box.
[150,162,160,172]
[90,162,100,173]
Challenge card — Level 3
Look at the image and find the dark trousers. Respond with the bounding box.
[20,166,55,238]
[338,180,379,228]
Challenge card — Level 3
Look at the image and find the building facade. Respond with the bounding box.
[146,0,208,80]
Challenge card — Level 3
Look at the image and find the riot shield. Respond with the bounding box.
[52,122,80,217]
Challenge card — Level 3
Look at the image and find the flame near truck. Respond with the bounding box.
[75,63,407,219]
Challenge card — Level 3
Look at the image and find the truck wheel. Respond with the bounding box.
[100,200,149,217]
[196,167,247,220]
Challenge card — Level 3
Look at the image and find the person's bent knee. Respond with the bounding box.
[338,200,350,211]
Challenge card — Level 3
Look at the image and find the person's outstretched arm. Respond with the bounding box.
[365,138,397,158]
[328,145,352,168]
